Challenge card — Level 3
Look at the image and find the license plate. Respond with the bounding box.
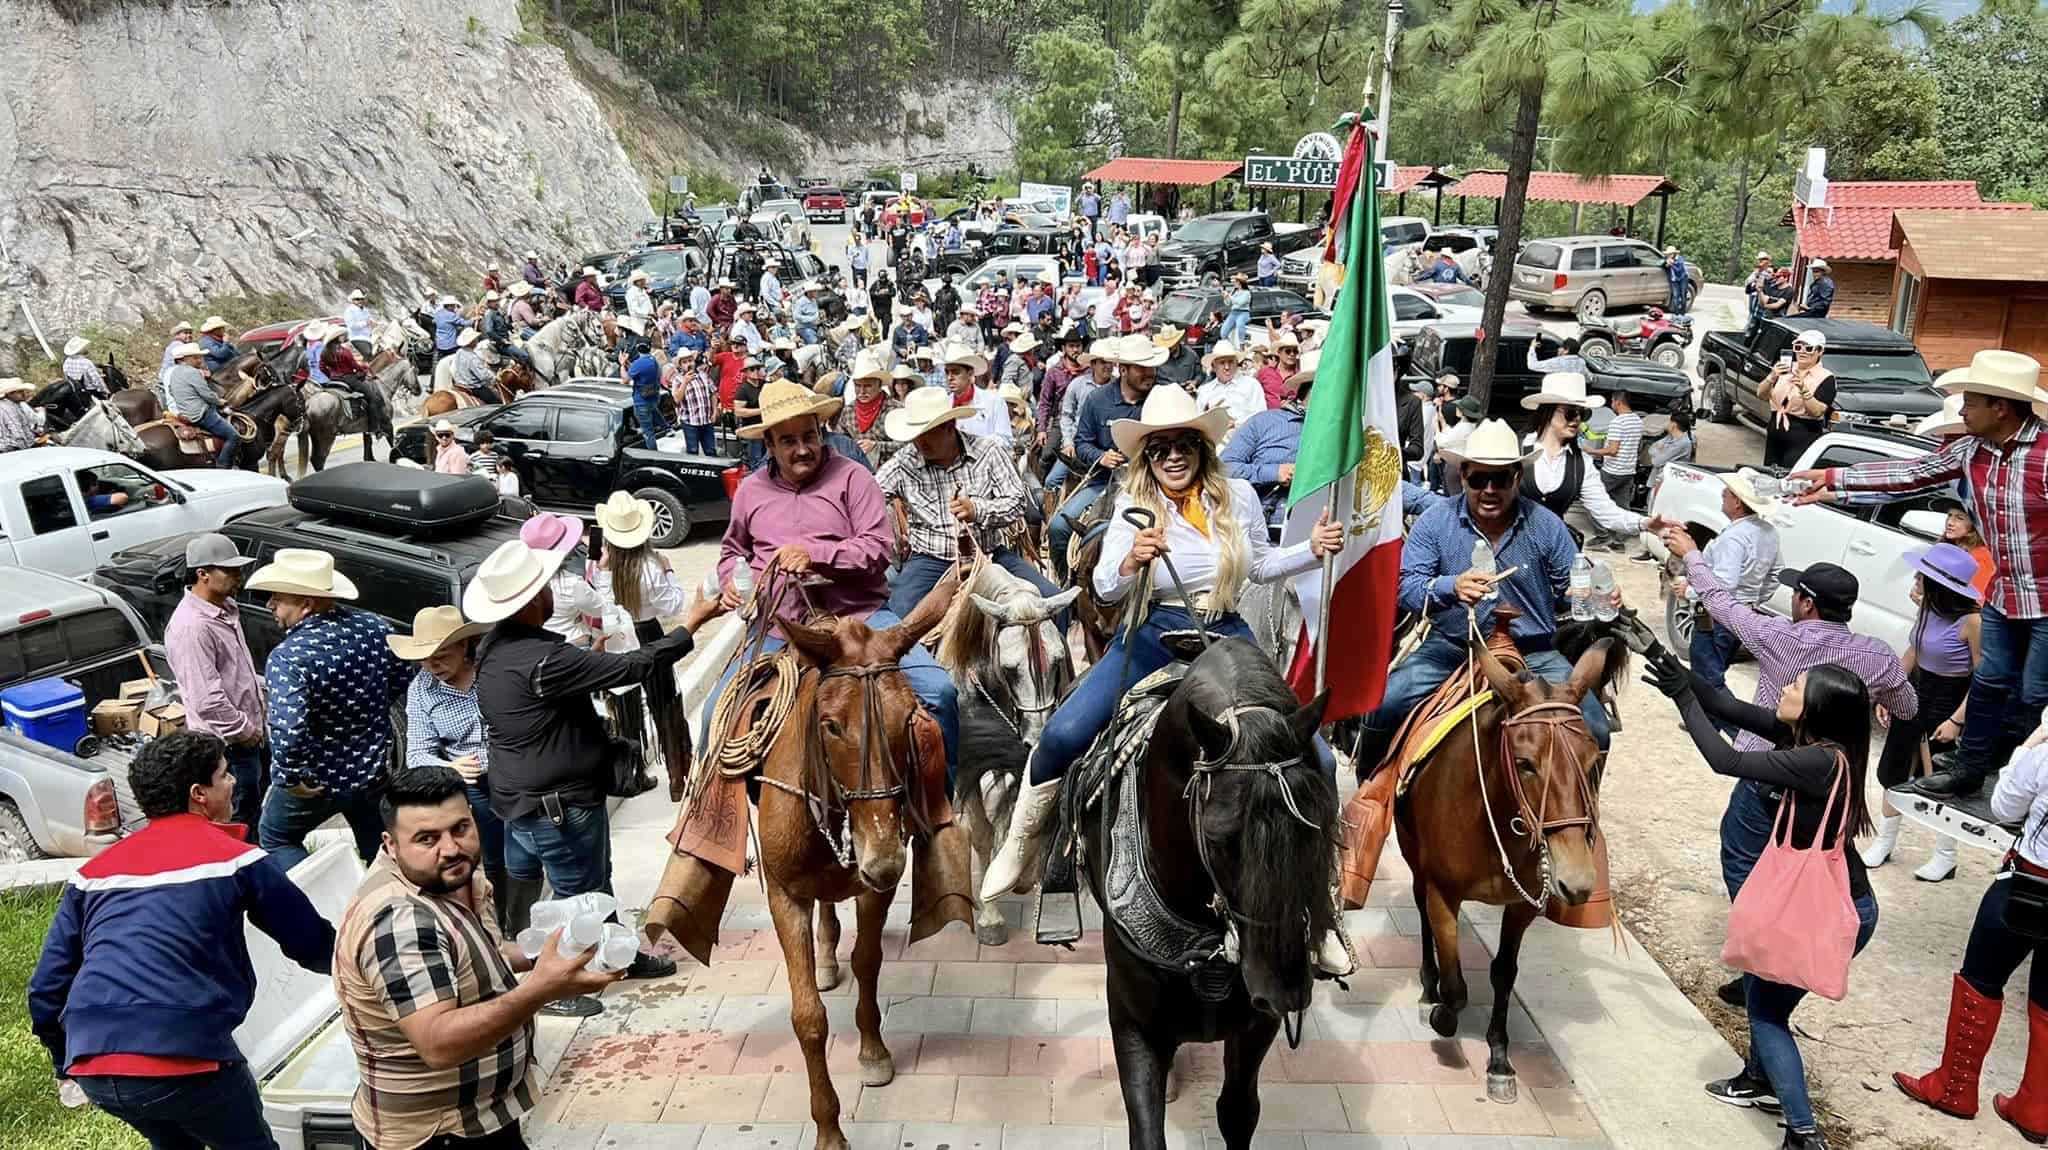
[1518,270,1538,283]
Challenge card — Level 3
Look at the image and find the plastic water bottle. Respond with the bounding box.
[1570,555,1595,621]
[529,900,570,936]
[562,913,604,957]
[1470,537,1499,602]
[1591,561,1619,622]
[1751,475,1781,500]
[516,927,551,960]
[591,923,640,973]
[1780,477,1813,497]
[731,561,755,599]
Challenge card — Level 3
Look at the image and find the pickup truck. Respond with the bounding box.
[1641,423,1954,660]
[0,446,286,578]
[1408,322,1693,422]
[1699,317,1945,428]
[1157,211,1317,284]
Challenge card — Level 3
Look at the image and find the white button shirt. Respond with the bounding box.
[1195,374,1268,430]
[955,387,1014,443]
[1995,741,2048,868]
[1094,478,1319,604]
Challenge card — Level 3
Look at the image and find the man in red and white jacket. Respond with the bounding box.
[29,730,334,1150]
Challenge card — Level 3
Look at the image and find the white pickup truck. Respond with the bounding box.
[1642,424,1956,659]
[0,446,286,578]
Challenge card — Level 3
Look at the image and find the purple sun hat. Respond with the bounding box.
[1905,541,1983,601]
[519,511,585,556]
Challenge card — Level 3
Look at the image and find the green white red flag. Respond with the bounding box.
[1284,119,1403,720]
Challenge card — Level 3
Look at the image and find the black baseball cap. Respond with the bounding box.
[1778,562,1859,612]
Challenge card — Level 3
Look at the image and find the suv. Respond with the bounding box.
[1698,317,1944,428]
[604,245,705,310]
[390,385,732,546]
[0,446,287,578]
[1153,286,1326,345]
[1409,322,1692,422]
[1510,235,1703,324]
[1156,211,1318,283]
[802,186,848,223]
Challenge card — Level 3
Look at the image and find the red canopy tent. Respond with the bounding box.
[1442,170,1683,245]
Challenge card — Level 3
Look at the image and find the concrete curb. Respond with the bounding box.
[0,856,85,893]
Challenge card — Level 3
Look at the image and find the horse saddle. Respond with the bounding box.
[151,412,258,453]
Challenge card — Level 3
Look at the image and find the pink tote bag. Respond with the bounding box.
[1721,754,1860,1000]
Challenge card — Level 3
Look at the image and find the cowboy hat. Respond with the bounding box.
[1722,468,1781,516]
[484,291,501,303]
[246,548,359,600]
[525,249,539,259]
[439,294,460,307]
[348,289,367,301]
[387,605,490,661]
[170,341,206,360]
[0,378,34,397]
[456,328,481,348]
[716,278,736,289]
[594,491,659,549]
[1285,347,1321,387]
[1934,348,2048,419]
[941,340,989,375]
[737,302,757,315]
[199,316,228,334]
[432,419,458,435]
[889,363,923,383]
[884,385,977,442]
[629,269,650,283]
[580,266,600,277]
[1010,332,1042,356]
[1109,382,1233,460]
[1202,340,1241,372]
[172,319,196,334]
[850,348,889,383]
[1519,371,1606,411]
[1440,419,1535,467]
[63,336,89,357]
[1116,332,1168,369]
[462,539,568,624]
[510,281,533,298]
[1915,391,1966,438]
[1906,542,1984,602]
[1154,325,1186,349]
[519,511,584,555]
[998,382,1028,407]
[738,378,844,440]
[616,314,649,337]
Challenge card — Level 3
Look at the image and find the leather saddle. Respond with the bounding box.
[150,411,259,454]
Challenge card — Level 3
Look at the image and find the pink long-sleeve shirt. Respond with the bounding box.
[718,450,892,629]
[163,592,266,743]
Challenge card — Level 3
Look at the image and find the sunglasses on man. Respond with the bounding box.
[1143,433,1205,462]
[1465,467,1519,490]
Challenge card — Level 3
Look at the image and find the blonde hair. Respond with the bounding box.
[1121,434,1245,624]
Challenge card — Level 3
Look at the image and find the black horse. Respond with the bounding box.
[30,377,93,433]
[1080,637,1336,1150]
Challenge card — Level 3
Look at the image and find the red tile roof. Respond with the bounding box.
[1443,170,1679,207]
[1787,182,2030,261]
[1388,166,1453,194]
[1084,158,1243,187]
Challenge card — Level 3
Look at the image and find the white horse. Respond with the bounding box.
[58,400,147,458]
[524,310,607,386]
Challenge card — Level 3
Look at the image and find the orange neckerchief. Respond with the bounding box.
[1169,488,1211,538]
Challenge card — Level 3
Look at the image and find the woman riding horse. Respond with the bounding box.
[980,382,1353,974]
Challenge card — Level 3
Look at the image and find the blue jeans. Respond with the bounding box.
[1048,481,1108,579]
[1362,632,1611,753]
[503,800,611,895]
[799,325,820,346]
[1044,459,1071,491]
[194,407,240,469]
[701,607,959,783]
[1668,280,1689,314]
[469,780,505,875]
[74,1061,276,1150]
[258,782,383,872]
[887,551,1068,631]
[1220,310,1250,345]
[1689,621,1744,737]
[1720,777,1778,900]
[633,393,668,450]
[1957,605,2048,784]
[1742,892,1878,1132]
[680,423,718,454]
[224,743,267,831]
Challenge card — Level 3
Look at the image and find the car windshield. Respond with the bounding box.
[808,187,840,198]
[1519,242,1562,269]
[626,250,690,280]
[1429,286,1485,309]
[696,205,730,225]
[1822,352,1933,388]
[1159,292,1212,326]
[1175,219,1233,244]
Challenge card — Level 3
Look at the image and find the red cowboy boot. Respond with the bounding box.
[1894,973,2001,1118]
[1997,1000,2048,1143]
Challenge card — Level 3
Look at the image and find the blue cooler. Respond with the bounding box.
[2,678,89,755]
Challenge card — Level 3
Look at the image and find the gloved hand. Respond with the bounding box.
[1643,646,1692,701]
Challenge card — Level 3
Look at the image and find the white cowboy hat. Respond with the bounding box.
[1202,340,1241,371]
[629,269,650,284]
[1109,382,1233,460]
[462,539,568,624]
[456,328,481,348]
[1037,269,1057,285]
[616,314,649,337]
[737,302,757,315]
[484,291,500,303]
[525,250,539,259]
[890,363,923,383]
[199,316,228,334]
[850,348,889,383]
[1010,332,1042,356]
[1285,347,1321,387]
[510,281,533,298]
[172,319,196,334]
[1115,332,1168,369]
[0,378,34,397]
[63,336,89,357]
[580,266,600,277]
[716,278,736,289]
[348,289,367,301]
[1934,348,2048,419]
[246,548,359,600]
[1440,419,1536,467]
[439,294,460,307]
[941,340,989,375]
[594,491,659,549]
[1915,392,1966,438]
[170,341,206,360]
[1722,468,1781,516]
[998,382,1028,409]
[884,386,977,442]
[1519,371,1606,411]
[738,378,844,440]
[387,605,490,661]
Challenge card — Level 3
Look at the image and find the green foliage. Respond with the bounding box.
[1796,40,1945,181]
[1012,18,1119,183]
[0,886,143,1150]
[334,255,361,281]
[1930,3,2048,202]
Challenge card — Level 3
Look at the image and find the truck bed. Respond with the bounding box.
[1889,784,2017,855]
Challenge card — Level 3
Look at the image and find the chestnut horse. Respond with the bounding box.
[1394,626,1622,1104]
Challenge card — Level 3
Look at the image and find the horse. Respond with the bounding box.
[56,400,146,458]
[933,560,1079,944]
[132,382,302,473]
[108,387,162,428]
[1393,618,1624,1105]
[29,377,94,434]
[524,309,604,386]
[1056,484,1121,664]
[1076,637,1336,1150]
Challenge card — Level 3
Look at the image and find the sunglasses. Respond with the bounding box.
[1144,433,1205,462]
[1792,342,1821,353]
[1466,468,1518,490]
[1561,406,1589,422]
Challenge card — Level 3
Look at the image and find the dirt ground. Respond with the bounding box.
[1591,416,2016,1150]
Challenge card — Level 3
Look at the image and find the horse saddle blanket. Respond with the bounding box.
[316,385,361,421]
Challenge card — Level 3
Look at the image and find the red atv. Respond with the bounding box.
[1576,307,1693,369]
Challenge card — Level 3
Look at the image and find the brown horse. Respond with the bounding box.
[1394,626,1621,1105]
[108,387,162,428]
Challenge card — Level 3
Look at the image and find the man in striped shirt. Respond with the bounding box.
[336,767,621,1150]
[1589,390,1643,547]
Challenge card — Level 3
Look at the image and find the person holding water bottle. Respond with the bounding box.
[979,382,1351,973]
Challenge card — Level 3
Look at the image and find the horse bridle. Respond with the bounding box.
[1473,698,1601,910]
[967,614,1069,743]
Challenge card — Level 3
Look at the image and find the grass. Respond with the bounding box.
[0,886,143,1150]
[72,292,302,383]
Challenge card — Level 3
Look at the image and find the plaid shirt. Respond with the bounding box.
[1828,421,2047,618]
[1685,553,1917,753]
[335,854,533,1150]
[875,431,1028,561]
[674,364,719,425]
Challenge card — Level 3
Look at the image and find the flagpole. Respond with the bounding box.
[1314,548,1336,695]
[1375,0,1401,163]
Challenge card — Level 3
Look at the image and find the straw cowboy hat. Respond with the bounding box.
[170,341,206,361]
[246,548,359,600]
[616,314,649,337]
[1203,340,1242,372]
[738,378,843,440]
[1285,347,1321,387]
[630,269,651,284]
[432,419,458,436]
[510,281,533,298]
[1915,392,1966,438]
[1722,468,1781,516]
[594,491,659,549]
[850,349,889,383]
[580,266,600,278]
[456,328,481,348]
[1109,382,1232,460]
[463,539,568,624]
[1153,325,1187,349]
[885,386,977,443]
[1010,332,1042,356]
[889,363,923,384]
[941,340,989,375]
[349,289,367,301]
[484,291,501,303]
[1116,332,1169,369]
[1519,371,1606,411]
[172,320,196,334]
[199,316,228,334]
[387,605,490,661]
[1933,348,2048,419]
[1,378,35,398]
[63,336,89,357]
[1440,419,1536,467]
[439,294,461,308]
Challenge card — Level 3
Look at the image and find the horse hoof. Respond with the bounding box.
[1487,1072,1519,1104]
[975,919,1009,946]
[815,962,842,991]
[1429,1003,1459,1038]
[859,1053,895,1087]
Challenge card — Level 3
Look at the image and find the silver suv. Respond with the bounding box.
[1510,235,1703,324]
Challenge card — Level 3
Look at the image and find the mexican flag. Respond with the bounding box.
[1283,120,1403,721]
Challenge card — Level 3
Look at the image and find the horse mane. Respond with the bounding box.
[1554,622,1631,701]
[934,561,1023,674]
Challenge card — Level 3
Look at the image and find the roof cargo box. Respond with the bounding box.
[288,463,499,536]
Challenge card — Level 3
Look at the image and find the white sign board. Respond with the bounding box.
[1020,181,1072,220]
[899,172,919,193]
[1794,147,1827,209]
[668,174,689,196]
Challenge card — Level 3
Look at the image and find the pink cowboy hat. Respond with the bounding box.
[519,511,584,556]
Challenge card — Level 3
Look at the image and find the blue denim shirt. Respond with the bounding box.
[433,308,471,352]
[265,606,415,793]
[1399,494,1577,645]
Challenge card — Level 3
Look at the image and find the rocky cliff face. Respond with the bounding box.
[0,0,655,366]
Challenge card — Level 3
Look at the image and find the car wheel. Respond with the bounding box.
[1705,370,1735,423]
[1653,342,1685,369]
[1664,593,1696,663]
[638,487,691,549]
[1575,290,1607,325]
[0,800,49,863]
[1578,336,1616,360]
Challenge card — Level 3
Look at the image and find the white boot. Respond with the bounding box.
[980,776,1062,900]
[1315,927,1357,977]
[1861,814,1902,868]
[1914,836,1959,883]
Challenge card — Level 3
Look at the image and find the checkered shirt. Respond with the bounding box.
[875,432,1028,561]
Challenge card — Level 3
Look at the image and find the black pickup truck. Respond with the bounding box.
[1410,321,1694,424]
[1698,317,1944,427]
[1156,211,1319,284]
[392,383,733,547]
